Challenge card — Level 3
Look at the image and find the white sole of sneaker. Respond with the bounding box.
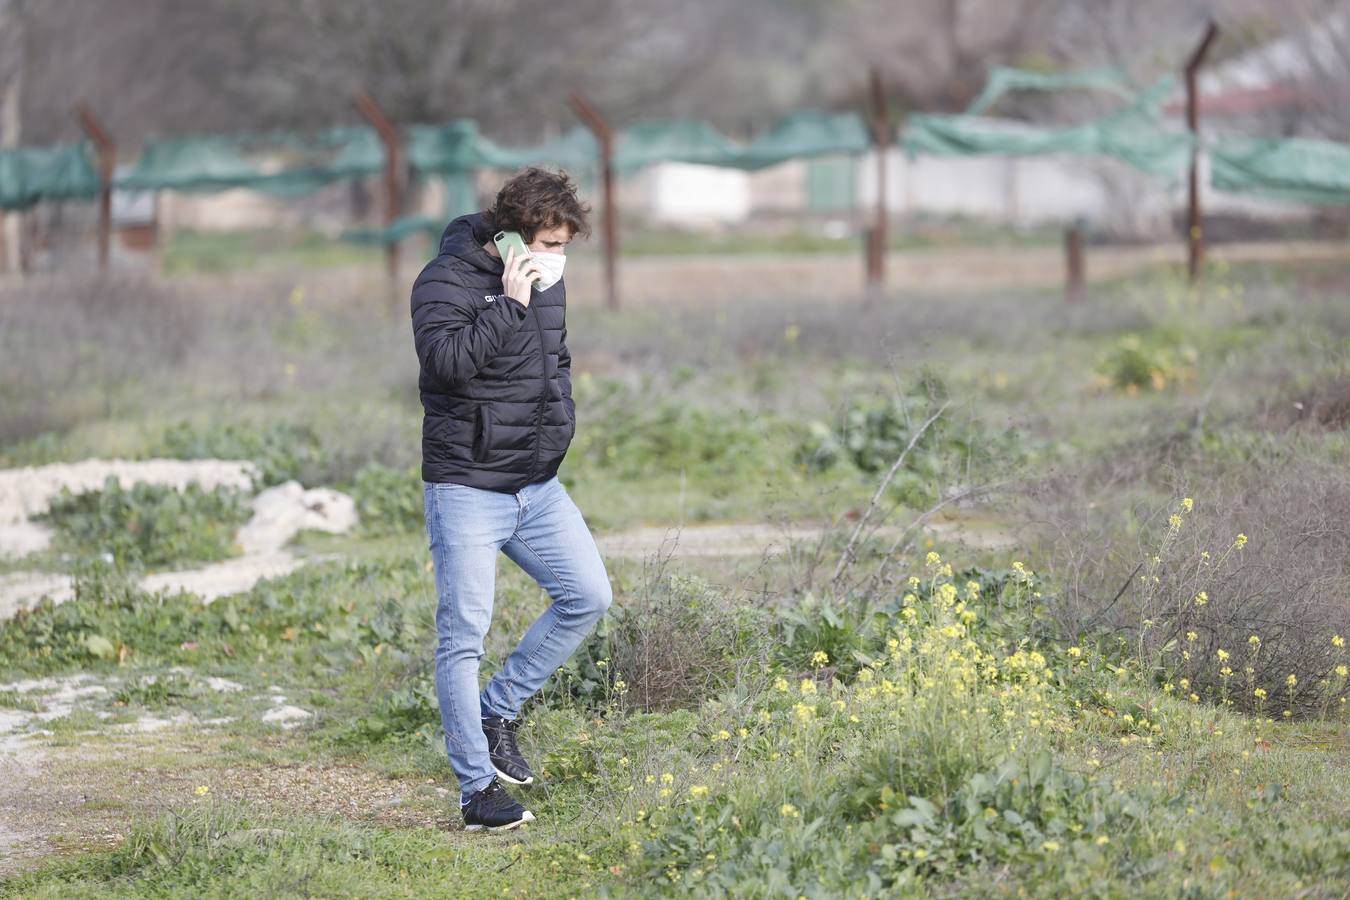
[465,810,535,833]
[492,765,534,786]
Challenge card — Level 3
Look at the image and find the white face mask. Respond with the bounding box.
[530,250,566,291]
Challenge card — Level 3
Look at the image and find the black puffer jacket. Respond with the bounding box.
[411,211,574,492]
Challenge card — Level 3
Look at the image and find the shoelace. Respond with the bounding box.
[494,719,523,759]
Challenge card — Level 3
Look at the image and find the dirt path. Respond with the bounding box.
[537,239,1350,308]
[0,726,453,879]
[594,516,1015,560]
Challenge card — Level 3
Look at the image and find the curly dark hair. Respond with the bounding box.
[485,166,592,242]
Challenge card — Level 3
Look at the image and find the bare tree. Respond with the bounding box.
[811,0,1065,114]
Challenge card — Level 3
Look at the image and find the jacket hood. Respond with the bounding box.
[438,211,505,277]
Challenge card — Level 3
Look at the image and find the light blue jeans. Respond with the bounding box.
[422,475,613,804]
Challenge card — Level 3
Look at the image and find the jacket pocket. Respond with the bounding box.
[472,403,490,462]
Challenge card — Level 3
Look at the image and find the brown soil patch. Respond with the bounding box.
[0,730,454,879]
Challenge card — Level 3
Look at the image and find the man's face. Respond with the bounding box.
[528,223,572,255]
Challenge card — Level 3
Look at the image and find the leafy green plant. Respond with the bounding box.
[157,419,327,487]
[113,672,199,708]
[1098,332,1198,392]
[795,379,1023,506]
[37,476,252,570]
[340,668,440,744]
[345,462,423,535]
[0,556,430,676]
[568,383,786,483]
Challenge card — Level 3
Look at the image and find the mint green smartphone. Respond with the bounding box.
[493,229,539,284]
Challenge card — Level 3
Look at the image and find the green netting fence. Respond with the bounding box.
[0,142,100,210]
[1210,136,1350,206]
[903,74,1196,179]
[5,69,1350,217]
[116,127,384,196]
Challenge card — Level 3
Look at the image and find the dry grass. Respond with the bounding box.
[1025,453,1350,716]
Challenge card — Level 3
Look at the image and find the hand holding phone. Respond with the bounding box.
[497,233,543,307]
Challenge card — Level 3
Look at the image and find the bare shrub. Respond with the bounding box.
[1257,373,1350,433]
[605,545,773,713]
[1027,454,1350,717]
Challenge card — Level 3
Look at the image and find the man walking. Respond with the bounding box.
[410,167,612,832]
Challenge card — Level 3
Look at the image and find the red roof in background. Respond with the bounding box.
[1163,83,1310,116]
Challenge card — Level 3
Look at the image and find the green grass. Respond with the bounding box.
[3,557,1346,896]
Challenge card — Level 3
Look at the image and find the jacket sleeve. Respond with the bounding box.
[411,273,528,389]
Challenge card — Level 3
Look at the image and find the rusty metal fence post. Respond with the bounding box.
[355,90,404,292]
[74,103,114,270]
[570,92,618,311]
[1065,222,1085,303]
[865,68,890,303]
[1185,22,1219,284]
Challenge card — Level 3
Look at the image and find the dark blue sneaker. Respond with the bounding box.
[482,715,535,786]
[461,777,535,832]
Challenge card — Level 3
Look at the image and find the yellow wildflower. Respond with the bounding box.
[810,650,829,667]
[779,803,799,818]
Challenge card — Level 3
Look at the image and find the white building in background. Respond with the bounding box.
[622,162,751,225]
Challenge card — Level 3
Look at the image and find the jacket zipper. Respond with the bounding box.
[527,308,547,477]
